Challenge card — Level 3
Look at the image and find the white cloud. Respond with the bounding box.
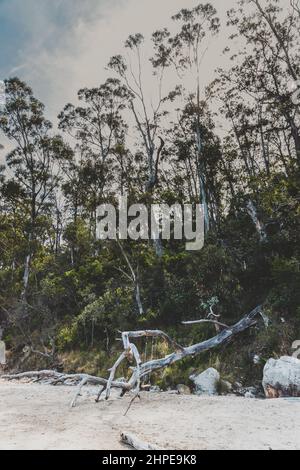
[1,0,240,163]
[5,0,238,124]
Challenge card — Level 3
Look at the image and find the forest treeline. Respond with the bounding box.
[0,0,299,384]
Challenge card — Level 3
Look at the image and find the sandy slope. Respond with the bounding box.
[0,380,299,450]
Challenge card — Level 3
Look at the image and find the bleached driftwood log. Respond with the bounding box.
[2,370,130,407]
[96,305,263,402]
[121,432,161,450]
[2,306,264,407]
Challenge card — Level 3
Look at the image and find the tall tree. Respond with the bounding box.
[151,3,221,231]
[108,35,170,195]
[0,78,71,300]
[59,78,130,241]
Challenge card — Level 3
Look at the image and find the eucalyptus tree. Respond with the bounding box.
[167,99,223,227]
[58,78,130,240]
[150,3,221,232]
[108,36,180,260]
[0,78,72,300]
[108,34,172,196]
[210,0,300,237]
[215,0,300,178]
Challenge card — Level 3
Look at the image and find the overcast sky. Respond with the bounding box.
[0,0,242,121]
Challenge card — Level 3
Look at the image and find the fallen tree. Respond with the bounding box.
[2,305,264,407]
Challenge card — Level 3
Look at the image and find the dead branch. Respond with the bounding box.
[2,370,61,381]
[120,432,161,450]
[2,306,264,407]
[122,330,185,352]
[70,376,89,408]
[102,305,263,401]
[2,370,130,407]
[182,319,229,329]
[124,393,141,416]
[105,352,127,400]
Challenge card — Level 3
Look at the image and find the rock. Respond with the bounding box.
[253,354,261,365]
[176,384,191,395]
[244,387,257,398]
[231,383,262,398]
[244,386,257,395]
[190,368,220,396]
[263,356,300,398]
[149,386,161,393]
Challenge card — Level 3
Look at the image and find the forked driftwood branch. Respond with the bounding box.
[2,306,264,407]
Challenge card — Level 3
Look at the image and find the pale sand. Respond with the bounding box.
[0,380,299,450]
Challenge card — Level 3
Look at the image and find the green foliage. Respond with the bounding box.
[57,324,78,351]
[0,1,300,387]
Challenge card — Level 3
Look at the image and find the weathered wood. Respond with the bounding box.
[134,306,263,380]
[124,393,141,416]
[70,376,89,408]
[105,352,127,400]
[2,370,131,407]
[2,370,128,387]
[122,330,184,352]
[2,370,61,381]
[182,319,229,329]
[120,432,161,450]
[2,306,264,407]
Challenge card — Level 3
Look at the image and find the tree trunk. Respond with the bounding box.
[3,306,264,408]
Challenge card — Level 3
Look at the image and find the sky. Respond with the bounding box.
[0,0,241,116]
[0,0,242,161]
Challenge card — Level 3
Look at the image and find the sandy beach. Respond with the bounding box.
[0,379,299,450]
